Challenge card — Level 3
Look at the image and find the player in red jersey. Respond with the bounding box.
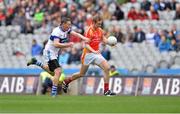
[62,15,116,96]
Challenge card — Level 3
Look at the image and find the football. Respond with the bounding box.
[107,36,117,45]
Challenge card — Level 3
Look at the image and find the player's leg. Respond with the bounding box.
[95,55,116,96]
[62,52,93,93]
[62,64,89,93]
[27,58,54,75]
[48,59,62,97]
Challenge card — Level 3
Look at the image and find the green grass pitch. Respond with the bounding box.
[0,95,180,113]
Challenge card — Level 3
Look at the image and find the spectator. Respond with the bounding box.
[176,33,180,51]
[169,39,177,51]
[112,26,125,43]
[149,6,159,20]
[113,5,124,20]
[127,7,139,20]
[12,10,26,32]
[25,0,35,21]
[158,35,170,52]
[48,1,59,16]
[167,31,176,41]
[34,7,44,25]
[140,0,151,11]
[154,29,161,47]
[101,4,111,20]
[170,0,177,10]
[175,31,180,44]
[68,47,81,64]
[171,24,176,34]
[31,39,42,56]
[22,20,34,34]
[174,4,180,20]
[108,1,116,15]
[138,9,149,21]
[109,65,119,77]
[101,44,111,61]
[165,0,177,10]
[153,0,160,11]
[0,9,5,25]
[133,26,146,43]
[159,0,166,11]
[146,26,155,44]
[5,6,14,25]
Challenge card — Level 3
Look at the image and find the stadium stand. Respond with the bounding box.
[0,0,180,75]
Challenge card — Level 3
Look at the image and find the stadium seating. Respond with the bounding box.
[0,21,179,74]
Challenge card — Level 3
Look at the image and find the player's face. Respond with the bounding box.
[62,21,71,31]
[94,20,102,28]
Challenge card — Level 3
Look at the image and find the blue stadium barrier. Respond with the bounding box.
[0,68,79,75]
[1,68,180,76]
[0,68,129,75]
[155,69,180,75]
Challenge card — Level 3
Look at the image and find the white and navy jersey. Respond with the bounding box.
[44,26,71,56]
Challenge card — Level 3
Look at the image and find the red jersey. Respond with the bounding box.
[84,26,103,51]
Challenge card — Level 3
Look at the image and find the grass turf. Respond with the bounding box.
[0,95,180,113]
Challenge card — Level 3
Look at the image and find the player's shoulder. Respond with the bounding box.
[53,26,60,31]
[51,26,60,33]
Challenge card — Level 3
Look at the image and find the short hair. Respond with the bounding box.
[92,15,102,23]
[110,65,116,69]
[61,17,71,24]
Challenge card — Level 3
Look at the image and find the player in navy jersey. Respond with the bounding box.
[27,17,89,97]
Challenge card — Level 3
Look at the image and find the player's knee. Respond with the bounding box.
[104,67,110,74]
[79,73,85,77]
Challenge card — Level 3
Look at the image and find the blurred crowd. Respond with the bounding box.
[0,0,179,33]
[0,0,180,63]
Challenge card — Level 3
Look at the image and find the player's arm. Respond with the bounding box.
[101,30,109,44]
[53,39,73,48]
[70,31,90,42]
[102,35,108,44]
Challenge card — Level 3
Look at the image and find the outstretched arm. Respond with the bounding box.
[102,35,108,44]
[70,31,90,42]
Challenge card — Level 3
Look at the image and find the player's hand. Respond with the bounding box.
[108,43,117,47]
[67,42,74,47]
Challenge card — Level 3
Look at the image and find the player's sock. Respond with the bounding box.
[35,61,43,68]
[104,83,109,93]
[51,85,57,96]
[64,77,73,85]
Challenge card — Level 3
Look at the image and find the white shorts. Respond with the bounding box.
[81,52,106,65]
[43,50,58,62]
